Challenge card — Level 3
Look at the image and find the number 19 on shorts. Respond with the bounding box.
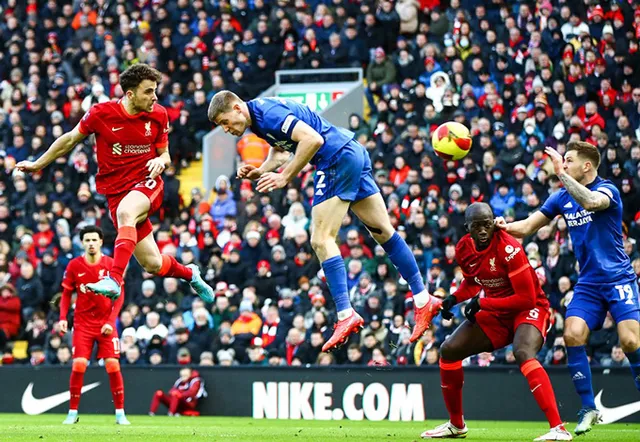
[616,284,635,305]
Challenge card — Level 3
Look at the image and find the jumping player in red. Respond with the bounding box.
[16,64,213,303]
[149,368,207,416]
[59,226,129,425]
[421,203,571,441]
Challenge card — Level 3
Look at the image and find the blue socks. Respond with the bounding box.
[567,345,596,409]
[382,233,426,295]
[625,348,640,391]
[321,256,351,313]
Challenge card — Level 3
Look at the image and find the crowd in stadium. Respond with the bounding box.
[0,0,639,369]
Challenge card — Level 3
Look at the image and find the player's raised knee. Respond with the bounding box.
[116,206,137,226]
[142,255,163,274]
[439,339,459,361]
[310,233,330,254]
[155,390,164,397]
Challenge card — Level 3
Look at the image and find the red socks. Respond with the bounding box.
[520,359,563,428]
[440,359,465,429]
[157,254,193,280]
[69,361,86,411]
[111,226,137,285]
[106,359,125,410]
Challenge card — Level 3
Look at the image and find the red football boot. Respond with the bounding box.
[322,311,364,352]
[410,295,443,343]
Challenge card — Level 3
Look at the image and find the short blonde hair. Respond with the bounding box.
[208,90,241,122]
[566,140,601,169]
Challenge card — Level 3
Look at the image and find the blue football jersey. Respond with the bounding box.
[246,97,354,168]
[539,176,635,284]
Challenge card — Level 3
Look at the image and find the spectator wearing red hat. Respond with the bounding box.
[249,260,277,302]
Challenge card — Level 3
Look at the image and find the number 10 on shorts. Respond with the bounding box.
[615,284,635,305]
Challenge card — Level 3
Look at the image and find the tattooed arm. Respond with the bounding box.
[556,172,610,211]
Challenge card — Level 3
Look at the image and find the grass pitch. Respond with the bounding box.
[0,414,638,441]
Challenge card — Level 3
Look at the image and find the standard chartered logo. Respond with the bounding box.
[252,382,425,421]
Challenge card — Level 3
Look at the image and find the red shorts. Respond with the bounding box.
[72,327,120,359]
[476,305,550,350]
[107,177,164,241]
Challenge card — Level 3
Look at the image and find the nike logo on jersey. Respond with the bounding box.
[21,382,101,415]
[563,202,573,209]
[112,127,124,132]
[78,273,86,277]
[469,263,477,267]
[595,390,640,424]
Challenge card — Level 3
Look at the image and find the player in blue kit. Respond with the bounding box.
[207,91,441,351]
[497,141,640,435]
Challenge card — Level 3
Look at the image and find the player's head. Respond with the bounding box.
[465,202,495,249]
[207,90,248,136]
[119,64,162,113]
[564,141,601,183]
[79,225,104,256]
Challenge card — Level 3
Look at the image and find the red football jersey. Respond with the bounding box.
[61,256,120,329]
[78,100,169,196]
[455,230,549,310]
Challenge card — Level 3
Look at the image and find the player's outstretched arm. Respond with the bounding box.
[16,125,87,173]
[495,211,550,238]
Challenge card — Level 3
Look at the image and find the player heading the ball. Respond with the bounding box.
[208,91,441,351]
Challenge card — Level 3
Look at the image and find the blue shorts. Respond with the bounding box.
[566,280,640,330]
[312,139,379,206]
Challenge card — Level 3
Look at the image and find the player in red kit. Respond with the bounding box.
[421,203,571,441]
[58,226,129,425]
[16,64,213,303]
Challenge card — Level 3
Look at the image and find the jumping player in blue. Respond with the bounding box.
[497,141,640,435]
[207,91,441,351]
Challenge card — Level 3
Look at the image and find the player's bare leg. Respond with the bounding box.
[513,324,571,441]
[563,316,601,434]
[311,196,364,352]
[351,193,441,341]
[63,357,88,424]
[103,358,130,425]
[88,191,151,298]
[421,320,493,438]
[134,232,214,303]
[617,319,640,390]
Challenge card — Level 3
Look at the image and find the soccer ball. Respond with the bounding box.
[431,121,472,160]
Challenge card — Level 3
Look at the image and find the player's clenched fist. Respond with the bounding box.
[101,324,113,335]
[146,158,166,179]
[59,320,68,334]
[15,161,41,173]
[494,217,507,230]
[237,164,262,180]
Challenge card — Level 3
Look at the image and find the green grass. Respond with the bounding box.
[0,414,638,441]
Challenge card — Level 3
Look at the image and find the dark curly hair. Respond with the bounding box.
[119,63,162,93]
[79,225,104,241]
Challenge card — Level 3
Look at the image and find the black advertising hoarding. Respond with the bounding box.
[2,366,638,423]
